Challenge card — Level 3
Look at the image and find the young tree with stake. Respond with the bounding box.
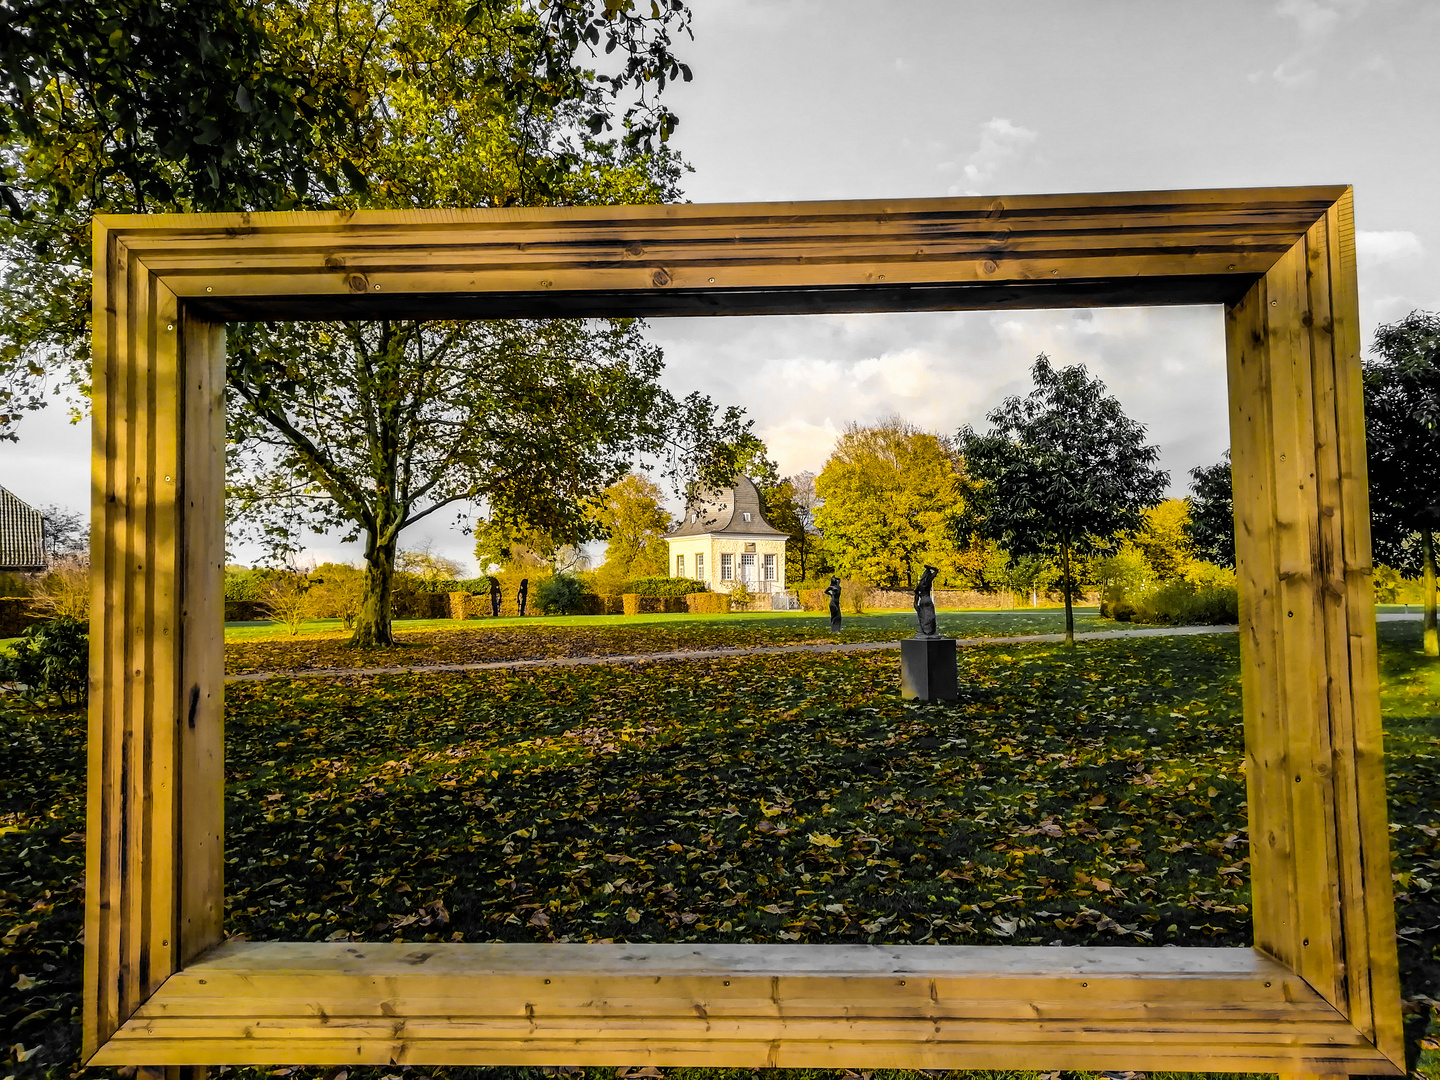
[957,355,1168,645]
[1364,310,1440,656]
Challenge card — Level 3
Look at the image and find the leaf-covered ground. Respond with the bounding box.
[223,609,1133,675]
[3,624,1437,1080]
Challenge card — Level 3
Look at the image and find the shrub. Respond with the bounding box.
[536,573,586,615]
[729,581,754,606]
[684,592,731,615]
[0,615,89,706]
[622,576,709,597]
[308,564,366,629]
[261,572,316,635]
[1128,580,1239,626]
[29,555,91,621]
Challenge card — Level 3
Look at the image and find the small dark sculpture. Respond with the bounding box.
[488,576,501,617]
[823,576,843,632]
[517,578,529,617]
[913,564,939,637]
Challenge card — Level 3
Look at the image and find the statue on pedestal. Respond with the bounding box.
[488,576,501,617]
[913,564,939,637]
[517,578,529,617]
[823,576,843,632]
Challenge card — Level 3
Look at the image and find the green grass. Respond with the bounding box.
[221,608,1156,676]
[4,624,1438,1080]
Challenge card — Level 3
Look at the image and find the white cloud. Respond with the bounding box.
[1356,229,1423,266]
[958,117,1038,192]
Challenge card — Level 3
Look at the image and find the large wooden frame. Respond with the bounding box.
[86,187,1403,1075]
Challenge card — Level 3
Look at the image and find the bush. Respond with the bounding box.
[261,572,316,634]
[29,555,91,621]
[1127,580,1239,626]
[684,592,731,615]
[622,576,709,597]
[536,573,586,615]
[0,615,89,706]
[308,564,366,629]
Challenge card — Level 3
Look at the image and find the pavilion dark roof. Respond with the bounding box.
[0,485,44,572]
[668,475,787,539]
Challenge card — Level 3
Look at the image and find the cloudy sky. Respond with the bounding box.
[5,0,1436,573]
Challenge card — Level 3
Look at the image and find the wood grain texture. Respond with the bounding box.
[92,943,1394,1073]
[94,187,1349,320]
[86,185,1403,1073]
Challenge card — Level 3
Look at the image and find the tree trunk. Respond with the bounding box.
[1061,536,1075,646]
[351,531,398,647]
[1424,527,1438,657]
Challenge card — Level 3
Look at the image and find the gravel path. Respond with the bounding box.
[225,622,1243,683]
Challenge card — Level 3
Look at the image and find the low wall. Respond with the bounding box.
[864,588,1017,610]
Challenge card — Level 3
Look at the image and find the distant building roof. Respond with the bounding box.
[668,475,787,539]
[0,485,44,572]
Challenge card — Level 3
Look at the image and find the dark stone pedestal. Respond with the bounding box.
[900,636,958,701]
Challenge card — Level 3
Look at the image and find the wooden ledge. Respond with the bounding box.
[94,942,1397,1072]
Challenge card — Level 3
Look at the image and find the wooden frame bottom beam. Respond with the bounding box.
[96,942,1395,1072]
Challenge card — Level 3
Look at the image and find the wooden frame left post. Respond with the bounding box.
[85,219,227,1068]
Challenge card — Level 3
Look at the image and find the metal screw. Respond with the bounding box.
[1081,981,1088,987]
[708,277,715,283]
[1302,938,1309,946]
[161,939,169,947]
[898,980,906,986]
[164,475,171,483]
[1052,269,1059,275]
[1228,264,1236,271]
[544,978,551,984]
[374,283,381,290]
[878,274,885,281]
[1271,299,1277,306]
[723,980,730,986]
[166,323,175,331]
[206,286,213,292]
[1265,981,1272,987]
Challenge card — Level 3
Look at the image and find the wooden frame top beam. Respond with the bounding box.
[97,185,1349,320]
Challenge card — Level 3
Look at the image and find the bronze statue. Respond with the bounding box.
[517,578,529,617]
[914,564,939,637]
[823,576,842,632]
[488,576,501,617]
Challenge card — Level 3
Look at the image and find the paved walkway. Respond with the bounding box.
[226,622,1243,684]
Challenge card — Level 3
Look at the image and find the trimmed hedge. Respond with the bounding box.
[684,592,731,615]
[0,597,44,638]
[621,576,710,598]
[1106,581,1239,626]
[621,594,687,615]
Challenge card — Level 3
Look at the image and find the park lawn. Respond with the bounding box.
[223,607,1132,675]
[3,627,1437,1080]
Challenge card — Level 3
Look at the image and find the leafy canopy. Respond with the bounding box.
[957,355,1168,557]
[815,417,984,590]
[1363,310,1440,572]
[1185,454,1235,569]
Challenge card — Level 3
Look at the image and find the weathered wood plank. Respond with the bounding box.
[90,944,1394,1072]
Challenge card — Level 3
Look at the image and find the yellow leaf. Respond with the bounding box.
[625,907,641,923]
[808,832,841,848]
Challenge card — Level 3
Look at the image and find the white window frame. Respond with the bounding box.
[763,553,776,581]
[720,553,733,581]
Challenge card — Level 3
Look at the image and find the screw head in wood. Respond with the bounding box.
[166,323,174,331]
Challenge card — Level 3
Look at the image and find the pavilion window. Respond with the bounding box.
[720,553,733,581]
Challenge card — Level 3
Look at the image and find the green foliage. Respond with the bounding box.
[307,563,366,630]
[1122,581,1239,627]
[535,573,587,616]
[1133,499,1193,581]
[224,565,281,601]
[958,355,1168,642]
[1364,310,1440,655]
[622,576,709,597]
[0,615,88,706]
[590,471,673,580]
[816,417,981,589]
[0,0,695,439]
[1186,454,1235,568]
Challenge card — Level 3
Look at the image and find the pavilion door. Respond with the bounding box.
[739,553,756,584]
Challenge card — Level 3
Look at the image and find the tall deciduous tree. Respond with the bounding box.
[227,318,736,645]
[1186,453,1235,568]
[0,0,693,436]
[1364,310,1440,656]
[1133,499,1194,581]
[591,472,672,580]
[814,418,975,590]
[957,355,1168,645]
[781,470,824,581]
